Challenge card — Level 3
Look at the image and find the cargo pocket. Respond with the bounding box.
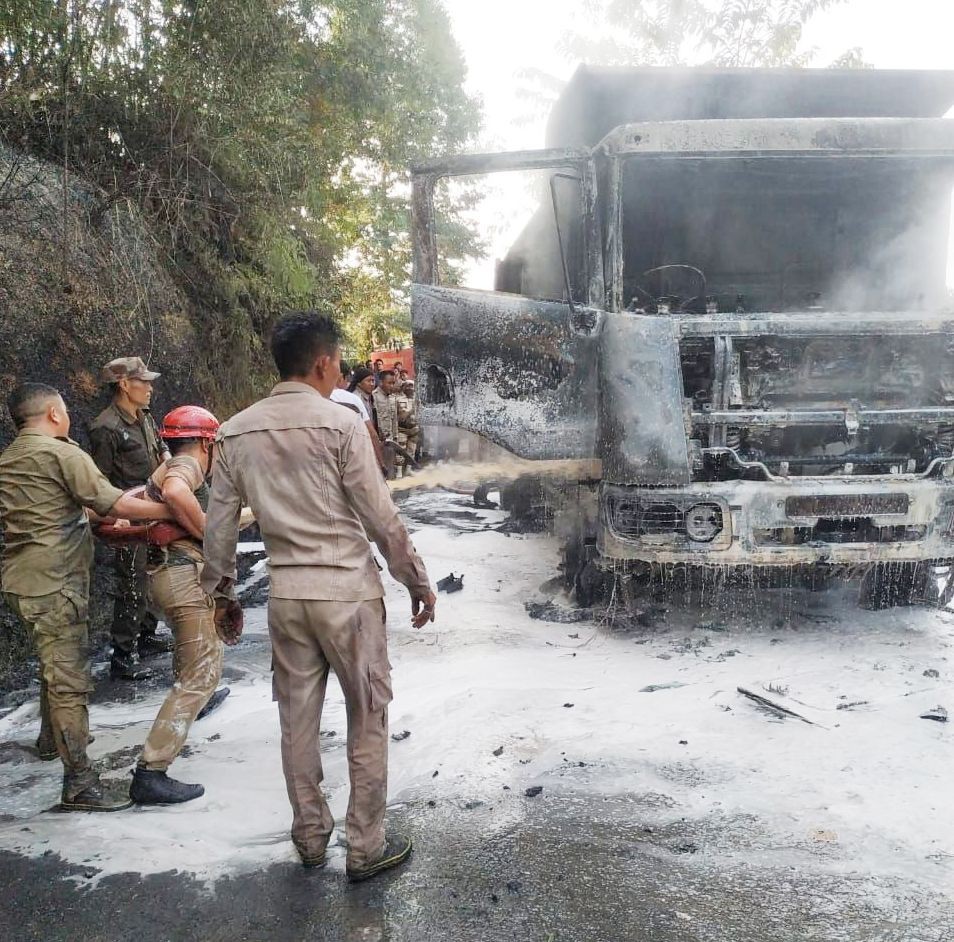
[50,622,93,695]
[368,660,393,713]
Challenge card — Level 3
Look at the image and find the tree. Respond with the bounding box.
[0,0,483,409]
[560,0,849,67]
[515,0,861,127]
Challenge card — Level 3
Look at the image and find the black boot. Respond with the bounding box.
[346,834,413,882]
[36,734,58,761]
[196,687,231,721]
[110,650,152,681]
[61,780,133,813]
[130,767,205,805]
[137,633,174,658]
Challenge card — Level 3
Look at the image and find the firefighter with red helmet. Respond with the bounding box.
[129,405,234,805]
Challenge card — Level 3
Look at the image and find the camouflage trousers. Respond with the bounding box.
[111,544,159,655]
[3,587,97,799]
[140,561,223,770]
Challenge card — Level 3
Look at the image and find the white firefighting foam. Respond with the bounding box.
[0,490,951,897]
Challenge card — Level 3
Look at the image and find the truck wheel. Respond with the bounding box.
[566,541,611,607]
[859,562,933,610]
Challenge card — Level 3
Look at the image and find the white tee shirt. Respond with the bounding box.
[331,387,371,422]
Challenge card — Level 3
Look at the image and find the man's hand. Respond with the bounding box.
[411,590,437,629]
[213,598,244,646]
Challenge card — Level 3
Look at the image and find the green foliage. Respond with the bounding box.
[0,0,481,410]
[513,1,862,134]
[561,0,849,67]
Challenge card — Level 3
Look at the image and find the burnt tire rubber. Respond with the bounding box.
[570,543,612,608]
[860,562,933,610]
[196,687,230,721]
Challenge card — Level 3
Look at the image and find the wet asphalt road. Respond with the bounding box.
[2,793,952,942]
[3,496,954,941]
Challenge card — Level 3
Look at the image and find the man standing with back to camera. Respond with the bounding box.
[201,310,436,881]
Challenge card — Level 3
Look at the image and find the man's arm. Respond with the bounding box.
[199,440,243,597]
[339,419,435,626]
[161,477,206,539]
[58,447,171,521]
[366,419,386,469]
[110,491,173,521]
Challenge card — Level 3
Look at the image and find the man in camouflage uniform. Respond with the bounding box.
[0,383,174,811]
[394,379,419,478]
[89,357,172,679]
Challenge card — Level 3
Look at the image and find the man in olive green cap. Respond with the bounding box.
[89,357,172,680]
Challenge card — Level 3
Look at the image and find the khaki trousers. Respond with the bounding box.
[267,597,392,868]
[141,561,223,770]
[3,587,96,798]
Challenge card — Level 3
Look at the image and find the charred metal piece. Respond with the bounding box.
[436,573,464,593]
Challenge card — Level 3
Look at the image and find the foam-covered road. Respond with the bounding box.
[0,490,952,941]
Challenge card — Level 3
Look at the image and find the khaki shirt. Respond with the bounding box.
[373,388,399,441]
[0,430,123,597]
[201,382,430,601]
[89,402,166,490]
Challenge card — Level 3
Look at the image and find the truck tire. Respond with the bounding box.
[562,538,611,607]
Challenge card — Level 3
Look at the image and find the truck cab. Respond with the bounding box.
[410,67,954,606]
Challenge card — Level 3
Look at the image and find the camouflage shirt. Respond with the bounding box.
[0,430,123,597]
[89,403,166,490]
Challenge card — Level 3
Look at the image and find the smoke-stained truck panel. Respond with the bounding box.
[410,67,954,593]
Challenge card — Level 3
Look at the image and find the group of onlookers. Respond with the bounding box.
[343,361,419,479]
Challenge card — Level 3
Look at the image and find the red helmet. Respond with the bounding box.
[160,405,220,440]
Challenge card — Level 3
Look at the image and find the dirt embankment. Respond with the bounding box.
[0,145,202,691]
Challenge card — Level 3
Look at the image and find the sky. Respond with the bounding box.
[440,0,954,289]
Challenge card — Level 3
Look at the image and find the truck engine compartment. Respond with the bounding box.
[679,331,954,479]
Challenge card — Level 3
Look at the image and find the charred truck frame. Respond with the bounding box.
[410,68,954,607]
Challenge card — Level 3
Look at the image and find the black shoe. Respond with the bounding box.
[61,781,132,813]
[346,834,413,882]
[36,736,57,761]
[130,767,205,805]
[292,838,328,870]
[293,840,327,869]
[137,633,174,658]
[110,651,152,681]
[196,687,230,721]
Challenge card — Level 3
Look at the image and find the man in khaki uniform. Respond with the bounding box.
[372,370,399,479]
[0,383,174,811]
[89,356,171,679]
[202,311,436,882]
[130,405,229,806]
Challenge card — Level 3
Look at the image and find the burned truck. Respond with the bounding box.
[410,67,954,607]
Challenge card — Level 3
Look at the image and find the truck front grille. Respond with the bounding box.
[785,494,909,518]
[755,521,926,546]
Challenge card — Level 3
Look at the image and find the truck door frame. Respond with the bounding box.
[410,148,605,309]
